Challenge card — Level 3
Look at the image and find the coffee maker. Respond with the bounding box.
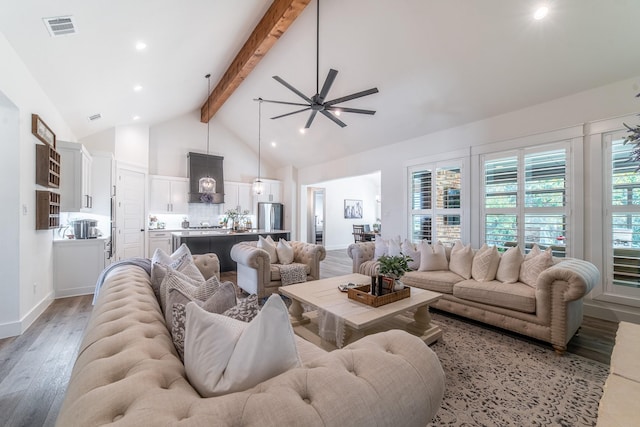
[70,219,99,239]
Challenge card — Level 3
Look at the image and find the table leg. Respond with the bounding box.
[288,299,310,326]
[406,305,442,344]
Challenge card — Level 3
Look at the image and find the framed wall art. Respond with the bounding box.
[31,114,56,147]
[344,199,363,219]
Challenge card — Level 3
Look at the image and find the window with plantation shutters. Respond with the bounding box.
[482,145,569,256]
[607,135,640,290]
[409,163,462,244]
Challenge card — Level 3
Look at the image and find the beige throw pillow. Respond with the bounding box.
[168,281,237,360]
[184,294,301,397]
[519,247,554,288]
[401,239,421,270]
[257,235,278,263]
[150,244,195,297]
[276,239,294,265]
[471,244,500,282]
[496,245,524,283]
[418,241,449,271]
[160,268,222,316]
[449,240,474,279]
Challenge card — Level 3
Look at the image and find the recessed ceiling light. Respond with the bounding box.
[271,141,277,147]
[299,128,306,134]
[534,6,549,20]
[133,85,143,92]
[333,109,341,116]
[132,115,140,121]
[135,41,147,50]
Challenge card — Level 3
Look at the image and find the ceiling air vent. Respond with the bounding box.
[87,113,102,122]
[42,15,77,37]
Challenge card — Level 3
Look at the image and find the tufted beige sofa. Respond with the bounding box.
[348,241,600,353]
[56,254,445,426]
[231,241,326,299]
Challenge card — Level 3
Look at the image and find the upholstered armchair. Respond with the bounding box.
[230,241,326,298]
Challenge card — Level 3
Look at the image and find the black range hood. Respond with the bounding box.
[188,152,224,203]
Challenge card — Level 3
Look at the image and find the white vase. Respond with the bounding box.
[394,281,405,291]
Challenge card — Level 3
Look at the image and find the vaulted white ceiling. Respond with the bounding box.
[2,0,640,169]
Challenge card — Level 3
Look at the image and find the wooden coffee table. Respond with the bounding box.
[279,273,442,350]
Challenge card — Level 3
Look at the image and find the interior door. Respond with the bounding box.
[116,166,146,260]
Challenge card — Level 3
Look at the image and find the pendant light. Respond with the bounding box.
[199,73,216,194]
[253,98,264,195]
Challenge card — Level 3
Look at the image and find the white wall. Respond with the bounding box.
[115,124,149,169]
[149,110,275,182]
[0,32,76,338]
[298,76,640,240]
[300,172,380,250]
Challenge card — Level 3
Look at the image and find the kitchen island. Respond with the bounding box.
[171,229,290,272]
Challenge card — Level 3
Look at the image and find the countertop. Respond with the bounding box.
[53,237,109,244]
[171,229,289,238]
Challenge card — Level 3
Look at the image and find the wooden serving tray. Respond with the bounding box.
[347,285,410,307]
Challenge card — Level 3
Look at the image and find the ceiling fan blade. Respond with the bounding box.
[270,107,311,120]
[273,76,313,103]
[324,87,379,107]
[326,106,376,115]
[320,109,347,128]
[304,111,318,129]
[317,69,338,102]
[255,98,309,107]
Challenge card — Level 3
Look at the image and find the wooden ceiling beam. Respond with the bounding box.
[200,0,311,123]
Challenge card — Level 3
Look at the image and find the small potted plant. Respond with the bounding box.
[377,253,412,290]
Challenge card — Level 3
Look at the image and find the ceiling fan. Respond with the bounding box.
[258,0,378,129]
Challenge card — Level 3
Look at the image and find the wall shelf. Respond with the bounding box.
[35,143,60,188]
[36,190,60,229]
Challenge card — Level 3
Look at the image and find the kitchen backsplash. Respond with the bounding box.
[150,203,255,229]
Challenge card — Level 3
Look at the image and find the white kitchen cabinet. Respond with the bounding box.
[149,175,188,214]
[90,152,114,216]
[53,238,107,298]
[224,182,253,213]
[254,179,281,203]
[147,230,173,257]
[58,141,93,212]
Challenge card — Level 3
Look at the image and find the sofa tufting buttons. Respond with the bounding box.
[303,398,311,404]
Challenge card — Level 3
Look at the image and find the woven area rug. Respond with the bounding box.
[427,312,609,427]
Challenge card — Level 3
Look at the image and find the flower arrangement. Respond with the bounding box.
[200,192,215,203]
[623,92,640,170]
[224,208,249,229]
[377,254,412,279]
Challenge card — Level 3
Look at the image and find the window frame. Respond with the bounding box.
[407,159,466,244]
[480,141,572,256]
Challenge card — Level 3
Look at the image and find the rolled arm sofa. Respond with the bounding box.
[56,253,445,426]
[231,241,326,299]
[348,241,600,353]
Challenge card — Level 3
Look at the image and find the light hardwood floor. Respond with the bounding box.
[0,249,618,426]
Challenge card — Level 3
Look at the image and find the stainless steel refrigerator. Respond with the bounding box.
[257,202,284,231]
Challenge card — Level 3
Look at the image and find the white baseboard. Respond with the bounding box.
[0,292,53,339]
[584,300,640,324]
[54,286,95,299]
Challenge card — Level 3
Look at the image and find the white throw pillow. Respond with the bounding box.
[276,239,294,265]
[374,238,388,260]
[184,294,301,397]
[151,244,204,301]
[471,244,500,282]
[401,239,421,270]
[519,247,554,287]
[387,236,402,257]
[449,240,474,279]
[418,241,449,271]
[257,235,278,264]
[496,245,524,283]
